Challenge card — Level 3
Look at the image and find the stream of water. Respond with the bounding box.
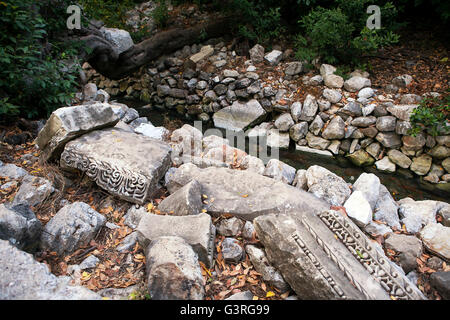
[118,98,449,203]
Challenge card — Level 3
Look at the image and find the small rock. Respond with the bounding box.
[222,237,243,263]
[344,191,373,227]
[216,217,244,237]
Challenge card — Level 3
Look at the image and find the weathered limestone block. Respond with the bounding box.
[60,127,171,204]
[40,202,106,255]
[137,212,215,267]
[254,211,426,300]
[213,99,266,132]
[0,240,100,300]
[157,180,203,216]
[165,163,329,221]
[0,204,41,252]
[36,103,119,161]
[145,236,204,300]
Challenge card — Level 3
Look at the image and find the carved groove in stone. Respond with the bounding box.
[301,219,371,299]
[291,233,346,299]
[61,148,149,201]
[318,210,420,300]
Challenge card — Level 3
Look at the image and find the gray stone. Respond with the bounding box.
[324,74,344,89]
[0,240,100,299]
[266,129,290,149]
[240,155,265,175]
[399,198,447,233]
[290,102,302,122]
[300,94,319,122]
[402,134,426,152]
[213,99,266,132]
[216,217,244,237]
[158,180,203,216]
[225,291,254,300]
[264,50,283,65]
[121,107,139,123]
[376,116,396,132]
[11,175,54,207]
[375,132,402,148]
[322,89,342,103]
[344,191,372,227]
[274,113,295,132]
[320,64,336,77]
[309,115,324,135]
[101,27,134,55]
[385,233,423,258]
[306,132,330,150]
[135,123,170,141]
[374,185,400,229]
[375,157,396,173]
[340,101,363,117]
[97,285,139,300]
[137,212,215,267]
[428,145,450,160]
[392,74,413,88]
[242,221,255,240]
[396,121,412,135]
[61,127,171,204]
[358,87,374,99]
[387,150,412,169]
[306,165,351,206]
[386,104,418,121]
[0,204,41,252]
[35,103,119,160]
[249,44,265,64]
[289,122,308,141]
[246,245,289,291]
[116,232,138,252]
[293,169,308,190]
[410,154,432,176]
[41,202,106,255]
[322,116,346,140]
[363,221,392,237]
[430,272,450,300]
[79,255,100,270]
[123,205,147,229]
[263,159,296,185]
[222,237,243,263]
[171,124,203,157]
[165,163,328,221]
[344,76,371,92]
[145,236,204,300]
[351,116,377,127]
[420,223,450,261]
[189,45,214,65]
[353,173,380,210]
[254,211,425,300]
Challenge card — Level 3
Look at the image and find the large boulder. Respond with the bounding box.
[374,185,400,229]
[352,173,380,210]
[101,27,134,55]
[398,198,447,233]
[145,236,204,300]
[158,180,203,216]
[11,175,54,207]
[0,204,41,252]
[213,99,266,132]
[0,240,100,300]
[137,212,215,267]
[60,127,171,204]
[36,103,119,161]
[254,211,425,300]
[305,165,351,206]
[40,202,106,255]
[420,223,450,261]
[165,163,329,221]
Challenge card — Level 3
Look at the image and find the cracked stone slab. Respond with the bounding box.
[165,163,329,221]
[254,210,426,300]
[60,127,171,204]
[36,103,119,161]
[213,99,266,132]
[0,239,100,300]
[137,212,215,267]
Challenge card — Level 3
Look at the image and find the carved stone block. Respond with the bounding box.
[254,210,426,300]
[60,127,171,204]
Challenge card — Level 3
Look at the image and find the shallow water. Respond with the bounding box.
[118,98,449,202]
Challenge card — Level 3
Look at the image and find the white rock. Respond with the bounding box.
[344,191,373,227]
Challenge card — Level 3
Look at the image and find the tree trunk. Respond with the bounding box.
[81,17,233,80]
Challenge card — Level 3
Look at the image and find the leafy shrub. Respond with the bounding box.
[0,0,81,119]
[295,1,400,64]
[152,0,170,28]
[409,93,449,137]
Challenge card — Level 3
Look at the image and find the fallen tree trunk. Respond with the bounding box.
[81,17,234,80]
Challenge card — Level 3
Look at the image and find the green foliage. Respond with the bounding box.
[152,0,170,28]
[0,0,81,119]
[79,0,137,30]
[295,1,400,64]
[409,94,450,137]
